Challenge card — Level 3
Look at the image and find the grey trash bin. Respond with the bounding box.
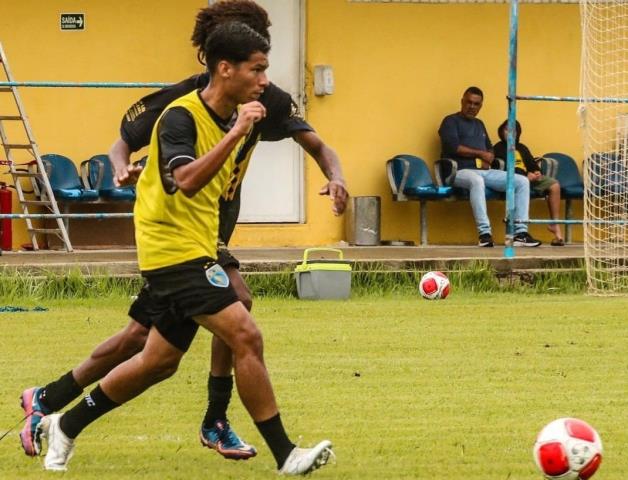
[345,196,381,246]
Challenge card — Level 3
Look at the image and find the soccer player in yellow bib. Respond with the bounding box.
[37,22,333,475]
[19,1,347,465]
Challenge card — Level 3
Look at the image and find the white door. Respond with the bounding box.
[237,0,304,223]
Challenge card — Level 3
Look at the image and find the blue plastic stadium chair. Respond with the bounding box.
[84,154,136,201]
[539,156,557,178]
[543,152,584,244]
[386,154,452,245]
[387,154,452,201]
[588,152,627,197]
[543,152,584,199]
[40,154,99,201]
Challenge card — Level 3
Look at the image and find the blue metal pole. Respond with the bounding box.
[518,219,628,225]
[0,81,171,88]
[0,213,133,219]
[515,95,628,103]
[504,0,519,259]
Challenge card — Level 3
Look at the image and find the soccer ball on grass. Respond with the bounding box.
[533,417,603,480]
[418,271,450,300]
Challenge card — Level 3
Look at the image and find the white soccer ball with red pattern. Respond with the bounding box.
[533,418,603,480]
[418,271,450,300]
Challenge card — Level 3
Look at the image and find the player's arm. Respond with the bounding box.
[294,130,349,215]
[173,102,266,197]
[258,86,349,215]
[112,74,208,187]
[113,96,163,187]
[109,138,143,187]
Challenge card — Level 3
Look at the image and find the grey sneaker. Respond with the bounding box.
[39,414,75,471]
[279,440,334,475]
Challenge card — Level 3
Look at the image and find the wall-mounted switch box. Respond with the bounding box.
[314,65,334,96]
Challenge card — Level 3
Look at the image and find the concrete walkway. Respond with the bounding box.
[0,244,585,276]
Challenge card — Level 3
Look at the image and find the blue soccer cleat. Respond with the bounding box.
[200,420,257,460]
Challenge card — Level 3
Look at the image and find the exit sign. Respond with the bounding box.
[60,14,85,31]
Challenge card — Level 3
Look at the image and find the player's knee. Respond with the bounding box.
[234,321,263,357]
[142,353,181,381]
[120,324,149,356]
[468,175,484,190]
[154,362,179,381]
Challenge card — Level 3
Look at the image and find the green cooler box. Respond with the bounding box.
[294,248,352,300]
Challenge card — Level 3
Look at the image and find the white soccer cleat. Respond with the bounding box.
[40,414,75,471]
[279,440,334,475]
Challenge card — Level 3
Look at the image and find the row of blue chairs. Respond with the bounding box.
[386,153,586,245]
[587,151,628,197]
[40,154,145,203]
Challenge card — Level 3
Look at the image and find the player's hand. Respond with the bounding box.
[480,151,495,163]
[232,101,266,137]
[319,179,349,216]
[114,163,143,187]
[478,151,494,170]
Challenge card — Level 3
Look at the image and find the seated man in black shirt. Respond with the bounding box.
[493,119,564,246]
[438,86,540,247]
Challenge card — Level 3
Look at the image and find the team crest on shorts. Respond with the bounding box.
[205,263,230,288]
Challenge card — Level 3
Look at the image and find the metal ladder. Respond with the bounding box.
[0,42,72,252]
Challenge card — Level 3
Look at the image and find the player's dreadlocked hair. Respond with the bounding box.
[191,0,271,65]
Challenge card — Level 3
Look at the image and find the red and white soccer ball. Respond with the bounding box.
[533,418,603,480]
[418,271,450,300]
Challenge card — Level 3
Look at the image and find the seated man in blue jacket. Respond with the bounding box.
[438,86,541,247]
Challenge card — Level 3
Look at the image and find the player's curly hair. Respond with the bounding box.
[204,22,270,74]
[191,0,271,65]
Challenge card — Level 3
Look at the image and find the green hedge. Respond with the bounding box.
[0,260,588,300]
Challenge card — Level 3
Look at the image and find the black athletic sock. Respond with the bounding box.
[255,413,296,469]
[202,375,233,428]
[59,385,119,439]
[39,370,83,412]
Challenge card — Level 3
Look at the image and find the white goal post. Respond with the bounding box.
[580,0,628,294]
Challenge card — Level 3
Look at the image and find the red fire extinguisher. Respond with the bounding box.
[0,182,12,251]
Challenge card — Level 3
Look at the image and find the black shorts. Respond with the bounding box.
[129,248,240,335]
[128,257,239,352]
[217,245,240,270]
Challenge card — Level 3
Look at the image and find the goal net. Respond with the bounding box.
[580,0,628,294]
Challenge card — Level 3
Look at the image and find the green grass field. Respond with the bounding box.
[0,292,626,479]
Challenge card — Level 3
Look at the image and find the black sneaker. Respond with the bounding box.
[478,233,494,247]
[513,232,542,247]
